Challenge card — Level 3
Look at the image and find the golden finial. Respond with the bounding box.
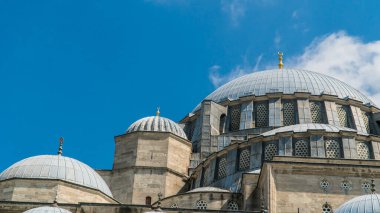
[58,137,64,155]
[156,107,160,117]
[278,51,284,69]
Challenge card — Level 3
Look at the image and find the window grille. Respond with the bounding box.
[227,201,239,210]
[362,181,371,193]
[264,143,278,161]
[362,111,375,134]
[325,138,341,158]
[255,102,269,127]
[340,179,352,192]
[294,139,309,157]
[196,200,207,209]
[239,149,250,171]
[310,101,325,123]
[357,142,371,159]
[320,179,330,191]
[229,105,241,131]
[337,105,353,128]
[170,203,178,208]
[282,100,296,126]
[145,196,152,205]
[217,157,227,179]
[322,202,333,213]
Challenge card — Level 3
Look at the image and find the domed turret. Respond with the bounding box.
[23,206,72,213]
[0,155,113,197]
[126,110,187,140]
[335,193,380,213]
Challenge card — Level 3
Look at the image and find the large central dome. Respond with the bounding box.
[199,69,373,110]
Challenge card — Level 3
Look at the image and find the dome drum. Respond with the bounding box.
[189,124,380,191]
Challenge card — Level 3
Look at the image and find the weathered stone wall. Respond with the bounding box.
[259,157,380,213]
[0,179,114,204]
[111,132,191,205]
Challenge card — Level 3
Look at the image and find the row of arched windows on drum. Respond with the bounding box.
[203,140,372,184]
[145,197,239,210]
[218,101,375,134]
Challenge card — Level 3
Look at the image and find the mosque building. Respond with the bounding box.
[2,53,380,212]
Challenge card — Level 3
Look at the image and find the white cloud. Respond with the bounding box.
[289,31,380,105]
[274,32,281,49]
[209,54,263,88]
[292,10,298,19]
[221,0,247,26]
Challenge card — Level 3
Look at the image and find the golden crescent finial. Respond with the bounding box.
[278,51,284,69]
[156,107,160,117]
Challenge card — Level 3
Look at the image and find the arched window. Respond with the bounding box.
[145,196,152,205]
[294,139,309,157]
[337,105,354,128]
[310,101,326,123]
[217,157,227,179]
[357,142,371,159]
[282,100,296,126]
[325,138,341,158]
[264,143,278,161]
[229,105,241,131]
[196,200,207,209]
[239,149,250,171]
[219,114,226,134]
[227,200,239,210]
[255,102,269,127]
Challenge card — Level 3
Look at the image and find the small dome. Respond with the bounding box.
[23,206,72,213]
[126,116,188,140]
[0,155,112,197]
[260,123,367,137]
[187,187,230,193]
[335,194,380,213]
[194,69,374,112]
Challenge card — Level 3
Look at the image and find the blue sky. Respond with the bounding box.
[1,0,380,171]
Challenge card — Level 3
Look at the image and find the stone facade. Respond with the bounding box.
[108,131,191,204]
[0,179,115,204]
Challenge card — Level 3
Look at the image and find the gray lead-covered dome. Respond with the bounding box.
[0,155,113,197]
[23,207,72,213]
[200,69,374,109]
[126,116,188,140]
[335,194,380,213]
[261,123,368,137]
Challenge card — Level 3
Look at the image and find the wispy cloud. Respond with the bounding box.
[220,0,248,26]
[274,32,281,49]
[289,31,380,105]
[208,54,263,88]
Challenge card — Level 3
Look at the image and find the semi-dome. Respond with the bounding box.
[23,206,72,213]
[126,115,188,140]
[261,123,368,137]
[0,155,113,197]
[195,69,374,111]
[335,193,380,213]
[187,187,230,193]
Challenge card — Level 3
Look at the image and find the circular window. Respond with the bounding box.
[196,200,207,210]
[320,179,330,191]
[227,201,239,210]
[362,181,371,192]
[322,202,333,213]
[340,180,352,192]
